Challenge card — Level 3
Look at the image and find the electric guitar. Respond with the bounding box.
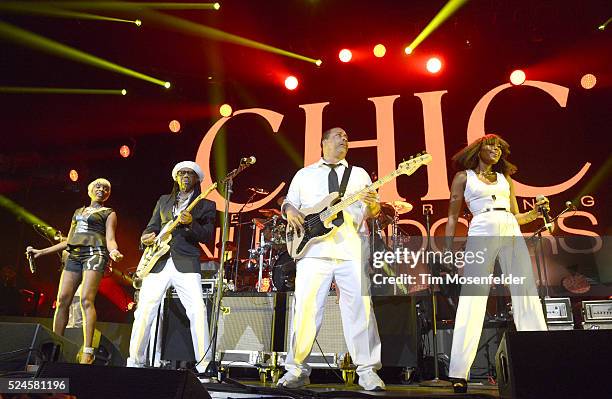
[285,152,432,259]
[132,183,217,288]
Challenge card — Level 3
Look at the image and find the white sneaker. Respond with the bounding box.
[277,372,310,388]
[358,371,385,391]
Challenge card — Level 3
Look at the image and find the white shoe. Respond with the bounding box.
[277,372,310,388]
[358,371,385,391]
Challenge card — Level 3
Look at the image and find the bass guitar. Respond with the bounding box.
[285,152,432,259]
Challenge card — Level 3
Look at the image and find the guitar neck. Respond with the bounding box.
[161,183,217,238]
[321,168,402,220]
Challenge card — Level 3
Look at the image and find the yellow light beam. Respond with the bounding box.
[0,195,58,238]
[0,20,168,87]
[406,0,470,53]
[0,3,140,25]
[1,2,220,11]
[0,86,127,95]
[144,10,320,65]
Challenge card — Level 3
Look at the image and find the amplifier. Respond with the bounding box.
[217,293,276,353]
[582,300,612,322]
[285,293,348,355]
[168,279,216,298]
[544,297,574,330]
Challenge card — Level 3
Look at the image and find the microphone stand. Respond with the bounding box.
[528,203,576,302]
[233,192,258,291]
[420,208,451,388]
[203,161,252,380]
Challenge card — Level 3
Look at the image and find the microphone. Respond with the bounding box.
[25,246,36,274]
[536,194,553,233]
[248,187,269,195]
[565,200,576,210]
[240,156,256,165]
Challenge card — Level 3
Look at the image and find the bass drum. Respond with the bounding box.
[271,251,296,292]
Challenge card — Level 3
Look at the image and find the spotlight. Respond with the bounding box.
[214,2,221,10]
[404,46,413,55]
[510,69,526,85]
[580,74,597,89]
[119,145,131,158]
[315,59,323,67]
[134,19,142,27]
[338,49,352,63]
[169,120,181,133]
[284,76,298,90]
[219,104,232,117]
[121,89,127,96]
[373,44,386,58]
[164,82,171,89]
[426,57,442,73]
[69,169,79,182]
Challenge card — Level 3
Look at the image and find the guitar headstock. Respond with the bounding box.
[397,152,432,176]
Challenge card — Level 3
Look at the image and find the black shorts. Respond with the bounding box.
[65,247,109,273]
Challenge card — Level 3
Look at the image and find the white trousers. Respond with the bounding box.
[127,257,211,372]
[284,257,382,378]
[449,213,547,379]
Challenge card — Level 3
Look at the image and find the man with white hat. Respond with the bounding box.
[127,161,216,374]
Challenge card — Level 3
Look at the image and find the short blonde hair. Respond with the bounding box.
[88,178,111,197]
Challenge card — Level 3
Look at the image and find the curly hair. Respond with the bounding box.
[451,134,517,175]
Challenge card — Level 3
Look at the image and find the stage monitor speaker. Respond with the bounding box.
[496,330,612,399]
[36,362,210,399]
[63,327,126,366]
[0,322,79,371]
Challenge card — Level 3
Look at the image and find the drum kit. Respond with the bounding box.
[217,197,414,293]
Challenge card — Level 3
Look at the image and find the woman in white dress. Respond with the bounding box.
[444,134,548,392]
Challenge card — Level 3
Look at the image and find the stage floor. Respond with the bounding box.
[204,380,499,398]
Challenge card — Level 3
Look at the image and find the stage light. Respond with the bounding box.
[581,74,597,89]
[404,46,413,55]
[164,81,171,89]
[284,75,298,90]
[134,19,142,27]
[119,145,130,158]
[510,69,526,85]
[339,49,352,63]
[169,119,181,133]
[121,89,127,95]
[426,57,442,73]
[315,59,322,66]
[69,169,79,182]
[214,3,221,10]
[373,44,386,58]
[219,104,232,117]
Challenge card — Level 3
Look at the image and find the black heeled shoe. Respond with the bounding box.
[452,378,468,393]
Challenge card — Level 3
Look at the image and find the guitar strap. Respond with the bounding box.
[338,165,352,198]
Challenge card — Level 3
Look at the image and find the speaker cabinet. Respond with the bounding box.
[36,362,210,399]
[0,322,79,371]
[161,293,275,363]
[496,330,612,399]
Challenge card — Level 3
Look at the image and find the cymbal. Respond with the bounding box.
[215,241,237,251]
[252,218,269,229]
[381,200,413,215]
[259,208,281,217]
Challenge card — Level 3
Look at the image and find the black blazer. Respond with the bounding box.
[142,192,216,273]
